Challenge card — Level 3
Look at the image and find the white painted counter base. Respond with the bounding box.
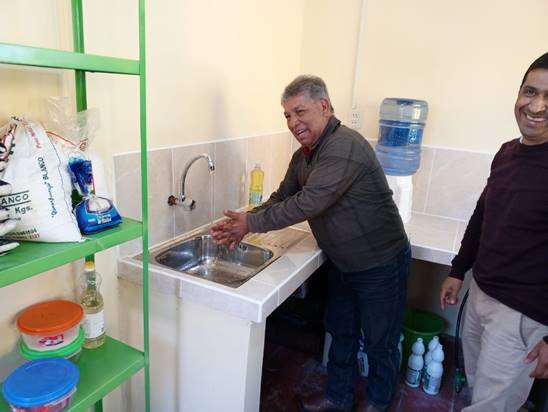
[174,300,266,412]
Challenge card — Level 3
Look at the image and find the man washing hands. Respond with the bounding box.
[211,75,409,412]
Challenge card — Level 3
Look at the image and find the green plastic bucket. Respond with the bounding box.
[402,309,444,365]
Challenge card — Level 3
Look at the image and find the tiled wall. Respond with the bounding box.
[113,132,294,256]
[412,146,493,222]
[114,133,494,256]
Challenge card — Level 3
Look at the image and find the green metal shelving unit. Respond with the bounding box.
[0,1,150,411]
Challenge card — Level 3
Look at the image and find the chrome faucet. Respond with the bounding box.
[168,154,215,210]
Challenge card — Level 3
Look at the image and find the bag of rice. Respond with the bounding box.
[0,117,82,242]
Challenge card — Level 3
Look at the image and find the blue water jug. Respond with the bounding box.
[375,98,428,176]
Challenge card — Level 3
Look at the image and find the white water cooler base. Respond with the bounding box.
[386,175,413,224]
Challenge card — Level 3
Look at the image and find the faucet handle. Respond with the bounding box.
[167,195,196,210]
[181,198,196,211]
[167,195,178,206]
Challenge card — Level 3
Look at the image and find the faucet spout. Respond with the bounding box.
[168,153,215,211]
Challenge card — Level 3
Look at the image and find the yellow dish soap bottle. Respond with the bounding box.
[249,163,264,208]
[80,261,106,349]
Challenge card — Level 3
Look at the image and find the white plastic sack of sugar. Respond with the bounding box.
[0,117,82,242]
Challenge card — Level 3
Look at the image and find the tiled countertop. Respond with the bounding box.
[405,212,467,266]
[118,213,464,323]
[118,225,326,323]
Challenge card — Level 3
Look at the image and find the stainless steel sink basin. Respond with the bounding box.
[144,226,309,288]
[153,235,274,288]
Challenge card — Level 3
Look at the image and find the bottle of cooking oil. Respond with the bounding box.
[249,163,264,208]
[80,261,106,349]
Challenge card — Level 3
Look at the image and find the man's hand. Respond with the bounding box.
[210,209,249,249]
[440,277,463,310]
[210,218,233,245]
[526,339,548,379]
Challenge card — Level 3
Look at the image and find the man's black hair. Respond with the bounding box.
[521,52,548,86]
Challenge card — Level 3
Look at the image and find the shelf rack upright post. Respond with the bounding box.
[0,1,150,411]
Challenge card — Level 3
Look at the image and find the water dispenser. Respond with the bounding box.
[375,98,429,223]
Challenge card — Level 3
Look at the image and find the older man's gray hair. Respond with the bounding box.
[282,75,334,112]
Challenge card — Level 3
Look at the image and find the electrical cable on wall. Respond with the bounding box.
[351,0,368,110]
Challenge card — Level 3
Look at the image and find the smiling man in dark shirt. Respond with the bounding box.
[212,75,409,412]
[440,52,548,412]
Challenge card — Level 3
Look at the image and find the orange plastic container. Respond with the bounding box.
[17,300,83,352]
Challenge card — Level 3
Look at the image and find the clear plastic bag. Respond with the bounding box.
[45,96,99,153]
[45,97,100,199]
[45,97,122,234]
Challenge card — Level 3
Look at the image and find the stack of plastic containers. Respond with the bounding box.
[375,98,428,223]
[19,329,85,363]
[1,300,84,411]
[16,300,84,361]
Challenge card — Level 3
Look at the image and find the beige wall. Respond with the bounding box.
[301,0,548,152]
[0,1,72,121]
[82,0,305,157]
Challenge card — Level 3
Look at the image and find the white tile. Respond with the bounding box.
[453,220,468,252]
[114,149,174,255]
[405,213,460,255]
[120,238,142,257]
[114,152,141,220]
[270,133,293,192]
[177,274,275,323]
[252,256,298,288]
[412,146,434,213]
[117,258,141,284]
[253,234,321,306]
[118,258,180,296]
[425,149,492,220]
[147,149,175,246]
[255,288,279,323]
[410,245,455,267]
[114,152,142,257]
[213,139,247,219]
[276,256,319,306]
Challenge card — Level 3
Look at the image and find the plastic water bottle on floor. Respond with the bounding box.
[405,337,425,387]
[423,344,444,395]
[421,336,440,383]
[357,336,369,377]
[398,333,404,370]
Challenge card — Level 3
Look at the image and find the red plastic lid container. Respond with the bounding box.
[17,300,83,336]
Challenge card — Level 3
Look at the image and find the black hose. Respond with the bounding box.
[454,289,469,393]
